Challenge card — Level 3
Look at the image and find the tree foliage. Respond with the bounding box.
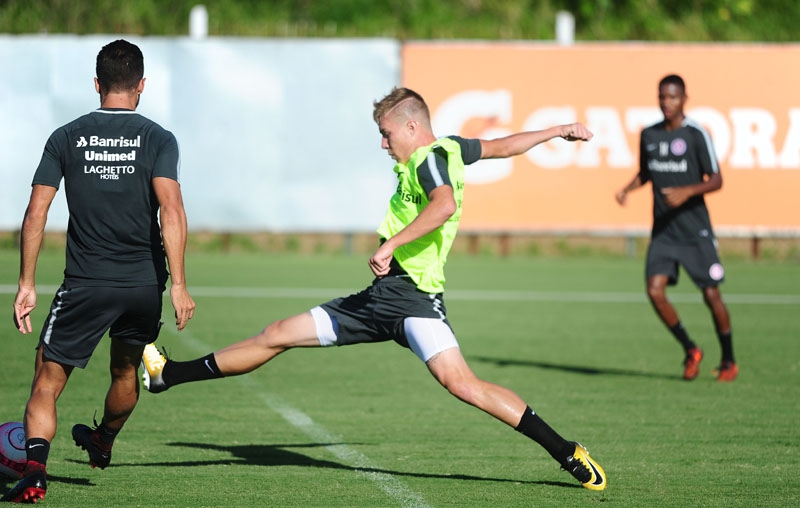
[0,0,797,41]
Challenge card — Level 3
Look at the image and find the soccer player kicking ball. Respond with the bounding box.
[142,87,606,491]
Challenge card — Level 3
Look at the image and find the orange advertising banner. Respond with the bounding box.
[402,43,800,235]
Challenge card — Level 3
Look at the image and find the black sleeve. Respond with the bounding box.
[691,127,719,177]
[32,129,66,189]
[450,135,482,165]
[638,131,651,184]
[417,146,452,197]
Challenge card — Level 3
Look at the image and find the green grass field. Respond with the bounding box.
[1,250,798,507]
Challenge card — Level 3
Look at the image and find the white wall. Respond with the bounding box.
[0,35,400,232]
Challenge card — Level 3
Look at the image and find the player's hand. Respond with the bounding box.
[615,189,627,206]
[559,123,593,142]
[169,283,195,331]
[661,186,692,208]
[13,286,36,334]
[368,243,394,277]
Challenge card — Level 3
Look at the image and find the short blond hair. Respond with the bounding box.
[373,87,431,126]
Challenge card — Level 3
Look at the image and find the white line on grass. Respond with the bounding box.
[2,285,797,305]
[162,325,433,508]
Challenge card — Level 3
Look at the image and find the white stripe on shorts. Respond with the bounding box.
[42,287,69,345]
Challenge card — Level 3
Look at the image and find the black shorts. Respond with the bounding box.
[646,237,725,288]
[38,283,164,368]
[317,275,452,349]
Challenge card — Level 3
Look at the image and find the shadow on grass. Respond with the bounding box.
[0,474,93,488]
[472,355,679,380]
[62,441,580,489]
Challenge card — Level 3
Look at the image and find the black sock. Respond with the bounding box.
[515,406,574,465]
[25,438,50,465]
[669,322,696,351]
[718,330,734,363]
[97,422,121,447]
[162,353,224,387]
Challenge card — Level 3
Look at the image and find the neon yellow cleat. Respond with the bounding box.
[141,343,168,393]
[564,442,607,491]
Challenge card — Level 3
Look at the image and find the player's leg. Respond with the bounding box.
[702,286,730,332]
[25,348,72,444]
[144,284,383,392]
[645,243,702,379]
[24,285,89,445]
[6,284,115,501]
[104,339,145,428]
[428,346,527,424]
[406,320,551,442]
[2,348,71,503]
[73,339,146,469]
[405,318,606,490]
[701,286,737,378]
[144,311,321,392]
[73,285,163,468]
[214,312,320,373]
[646,274,679,326]
[684,239,736,381]
[646,273,698,348]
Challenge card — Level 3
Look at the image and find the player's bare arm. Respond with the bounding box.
[615,175,645,206]
[153,177,195,330]
[662,172,723,208]
[479,123,593,160]
[14,185,57,334]
[369,185,456,277]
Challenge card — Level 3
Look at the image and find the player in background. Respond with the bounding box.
[141,87,607,491]
[3,39,195,503]
[615,74,736,382]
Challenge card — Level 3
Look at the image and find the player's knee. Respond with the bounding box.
[445,381,473,403]
[254,320,290,352]
[29,381,65,402]
[109,364,138,382]
[646,284,666,302]
[441,375,479,404]
[702,286,721,303]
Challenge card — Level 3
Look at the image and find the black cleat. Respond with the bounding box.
[72,424,112,470]
[1,462,46,503]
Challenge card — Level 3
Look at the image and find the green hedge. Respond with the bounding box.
[1,0,797,41]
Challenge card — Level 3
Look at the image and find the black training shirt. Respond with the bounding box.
[33,108,180,287]
[639,118,718,244]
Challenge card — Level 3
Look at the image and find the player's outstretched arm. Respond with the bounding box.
[478,123,593,160]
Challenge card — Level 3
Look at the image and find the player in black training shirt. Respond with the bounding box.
[3,40,195,503]
[615,74,736,383]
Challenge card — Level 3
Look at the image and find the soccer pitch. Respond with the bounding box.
[1,250,798,507]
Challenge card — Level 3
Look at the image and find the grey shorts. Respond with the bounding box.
[646,237,725,288]
[313,275,456,359]
[38,283,164,368]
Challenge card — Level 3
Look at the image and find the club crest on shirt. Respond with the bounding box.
[709,263,724,281]
[670,138,687,156]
